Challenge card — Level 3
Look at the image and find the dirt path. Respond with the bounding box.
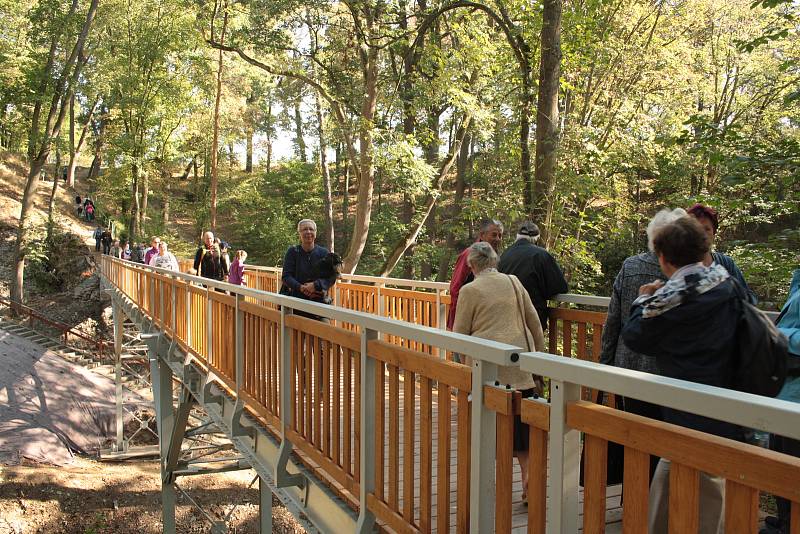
[0,458,304,534]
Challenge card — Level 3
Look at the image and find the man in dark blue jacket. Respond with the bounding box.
[498,221,568,328]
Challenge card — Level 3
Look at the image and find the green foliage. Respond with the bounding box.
[727,229,800,306]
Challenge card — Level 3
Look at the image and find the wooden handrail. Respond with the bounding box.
[0,295,109,355]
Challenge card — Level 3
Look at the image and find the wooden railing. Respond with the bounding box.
[0,295,110,357]
[103,256,800,534]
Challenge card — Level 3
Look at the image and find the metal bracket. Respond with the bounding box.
[230,399,256,440]
[202,379,224,406]
[275,440,306,490]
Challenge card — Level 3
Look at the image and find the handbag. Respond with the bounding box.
[507,274,534,352]
[579,391,625,486]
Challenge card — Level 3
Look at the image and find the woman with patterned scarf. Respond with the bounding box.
[622,215,749,534]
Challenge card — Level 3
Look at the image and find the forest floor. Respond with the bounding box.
[0,152,306,533]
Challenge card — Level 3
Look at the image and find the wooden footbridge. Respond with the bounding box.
[100,257,800,533]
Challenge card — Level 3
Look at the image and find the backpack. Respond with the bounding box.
[734,287,789,397]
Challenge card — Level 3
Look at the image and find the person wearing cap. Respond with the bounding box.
[447,218,504,331]
[498,221,568,328]
[686,203,756,303]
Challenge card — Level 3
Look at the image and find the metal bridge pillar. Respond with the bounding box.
[259,476,273,533]
[111,298,125,451]
[143,333,181,534]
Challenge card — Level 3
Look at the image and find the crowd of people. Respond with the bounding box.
[101,208,796,533]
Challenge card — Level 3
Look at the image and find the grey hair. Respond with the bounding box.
[297,219,317,232]
[515,233,540,243]
[479,218,504,233]
[647,208,687,251]
[467,241,498,273]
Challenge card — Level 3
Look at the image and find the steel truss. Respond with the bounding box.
[105,285,348,533]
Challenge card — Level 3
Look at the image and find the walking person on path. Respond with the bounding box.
[144,237,161,266]
[93,226,103,252]
[101,229,113,255]
[447,218,504,331]
[149,241,180,271]
[228,250,247,286]
[453,241,545,504]
[193,231,227,282]
[498,221,568,329]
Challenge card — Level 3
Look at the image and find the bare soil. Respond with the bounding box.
[0,458,304,534]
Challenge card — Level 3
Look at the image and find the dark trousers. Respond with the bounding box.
[103,243,110,255]
[771,433,800,530]
[95,239,101,252]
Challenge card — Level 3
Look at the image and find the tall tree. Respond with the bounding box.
[11,0,99,305]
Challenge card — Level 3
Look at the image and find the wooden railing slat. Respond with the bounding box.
[419,376,432,533]
[668,463,699,534]
[622,447,649,534]
[436,382,451,534]
[388,363,400,510]
[495,389,514,533]
[456,389,470,533]
[582,434,608,534]
[375,360,385,501]
[527,425,547,534]
[723,480,758,534]
[402,369,415,523]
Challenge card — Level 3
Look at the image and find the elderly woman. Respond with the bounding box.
[281,219,338,320]
[149,241,180,271]
[622,216,747,534]
[453,241,545,504]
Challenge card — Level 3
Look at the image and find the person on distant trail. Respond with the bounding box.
[93,226,103,252]
[144,237,161,266]
[84,202,94,221]
[498,221,568,329]
[110,240,122,259]
[101,228,113,255]
[149,241,179,271]
[447,218,504,331]
[75,195,82,217]
[193,231,227,282]
[121,241,131,260]
[452,242,545,505]
[686,203,756,303]
[128,241,141,263]
[281,219,339,320]
[228,250,248,286]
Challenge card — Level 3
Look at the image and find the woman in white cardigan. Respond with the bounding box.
[453,241,546,504]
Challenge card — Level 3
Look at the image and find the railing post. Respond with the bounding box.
[547,379,581,534]
[185,282,192,349]
[377,282,385,317]
[171,279,177,334]
[470,358,499,532]
[355,327,378,533]
[235,293,244,390]
[275,304,304,488]
[206,287,213,363]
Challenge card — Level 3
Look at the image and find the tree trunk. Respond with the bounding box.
[67,96,98,188]
[11,0,98,306]
[129,162,140,238]
[48,145,62,239]
[316,93,335,252]
[294,98,307,162]
[27,32,61,164]
[209,8,228,233]
[436,129,471,281]
[521,73,533,213]
[162,171,171,225]
[245,92,254,173]
[68,94,75,186]
[379,114,472,277]
[341,38,379,274]
[139,170,148,232]
[532,0,562,243]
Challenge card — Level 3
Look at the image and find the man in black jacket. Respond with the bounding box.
[193,231,227,282]
[498,221,568,328]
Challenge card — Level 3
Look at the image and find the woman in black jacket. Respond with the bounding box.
[622,216,743,534]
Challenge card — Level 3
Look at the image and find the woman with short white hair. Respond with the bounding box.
[149,241,180,271]
[453,241,545,504]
